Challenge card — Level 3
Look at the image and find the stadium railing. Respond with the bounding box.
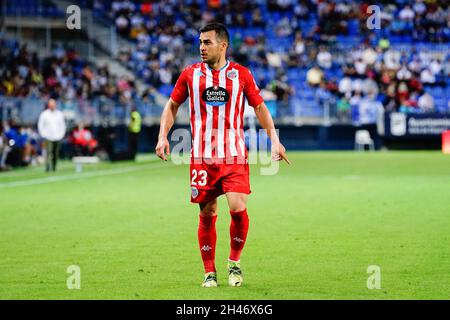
[0,96,163,126]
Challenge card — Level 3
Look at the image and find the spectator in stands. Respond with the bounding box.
[358,92,383,125]
[361,45,378,67]
[354,58,367,78]
[362,78,379,97]
[399,4,415,22]
[349,90,362,110]
[251,8,266,28]
[429,59,443,77]
[408,56,422,74]
[384,48,402,70]
[417,92,435,113]
[397,63,413,81]
[420,68,436,86]
[293,1,310,20]
[413,0,426,16]
[270,73,293,116]
[275,17,293,37]
[316,80,333,105]
[266,51,283,68]
[316,46,332,69]
[293,31,306,56]
[396,81,410,103]
[37,99,66,172]
[115,14,130,37]
[337,97,351,122]
[408,76,423,93]
[307,66,324,87]
[338,76,353,97]
[383,82,398,112]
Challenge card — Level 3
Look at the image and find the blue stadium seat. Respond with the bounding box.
[159,84,174,97]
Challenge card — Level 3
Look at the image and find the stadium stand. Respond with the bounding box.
[5,0,65,17]
[2,0,449,124]
[79,0,449,122]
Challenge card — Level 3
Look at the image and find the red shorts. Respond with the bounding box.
[190,159,251,203]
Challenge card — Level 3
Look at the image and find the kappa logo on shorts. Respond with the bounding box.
[191,187,199,199]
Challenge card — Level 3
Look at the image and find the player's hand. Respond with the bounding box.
[155,137,170,161]
[272,142,291,165]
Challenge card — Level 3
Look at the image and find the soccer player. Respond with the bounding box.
[155,23,290,288]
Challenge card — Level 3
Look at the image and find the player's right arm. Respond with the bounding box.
[155,66,189,161]
[155,98,181,161]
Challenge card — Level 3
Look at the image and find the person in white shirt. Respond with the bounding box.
[38,99,66,172]
[420,68,435,85]
[338,77,352,96]
[399,4,415,21]
[429,59,442,75]
[397,64,412,80]
[317,47,332,69]
[417,92,435,112]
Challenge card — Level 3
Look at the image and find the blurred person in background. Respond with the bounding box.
[13,125,41,166]
[307,65,324,87]
[0,123,10,171]
[417,91,435,113]
[3,120,29,168]
[128,106,141,160]
[69,123,98,156]
[38,99,66,172]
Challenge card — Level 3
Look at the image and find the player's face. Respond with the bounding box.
[199,31,226,64]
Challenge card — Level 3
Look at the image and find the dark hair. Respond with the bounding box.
[199,23,230,44]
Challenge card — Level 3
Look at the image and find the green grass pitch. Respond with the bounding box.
[0,151,449,299]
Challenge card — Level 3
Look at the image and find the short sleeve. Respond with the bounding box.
[170,67,189,104]
[243,68,264,108]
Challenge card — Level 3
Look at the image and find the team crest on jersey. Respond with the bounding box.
[227,69,237,80]
[191,187,199,199]
[202,86,230,106]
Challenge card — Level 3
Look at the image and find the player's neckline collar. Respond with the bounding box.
[204,60,229,72]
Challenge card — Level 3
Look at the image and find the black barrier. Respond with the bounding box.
[378,112,450,138]
[377,112,450,150]
[146,124,381,152]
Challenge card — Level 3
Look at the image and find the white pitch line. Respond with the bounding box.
[0,156,161,179]
[0,163,75,178]
[0,162,171,188]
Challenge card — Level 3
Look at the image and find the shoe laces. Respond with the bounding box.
[228,263,242,276]
[205,273,217,282]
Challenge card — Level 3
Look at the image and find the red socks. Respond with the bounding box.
[229,209,249,262]
[198,214,217,273]
[198,209,249,273]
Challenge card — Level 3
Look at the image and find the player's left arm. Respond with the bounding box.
[254,102,291,165]
[244,67,290,164]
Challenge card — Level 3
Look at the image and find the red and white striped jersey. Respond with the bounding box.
[170,60,264,161]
